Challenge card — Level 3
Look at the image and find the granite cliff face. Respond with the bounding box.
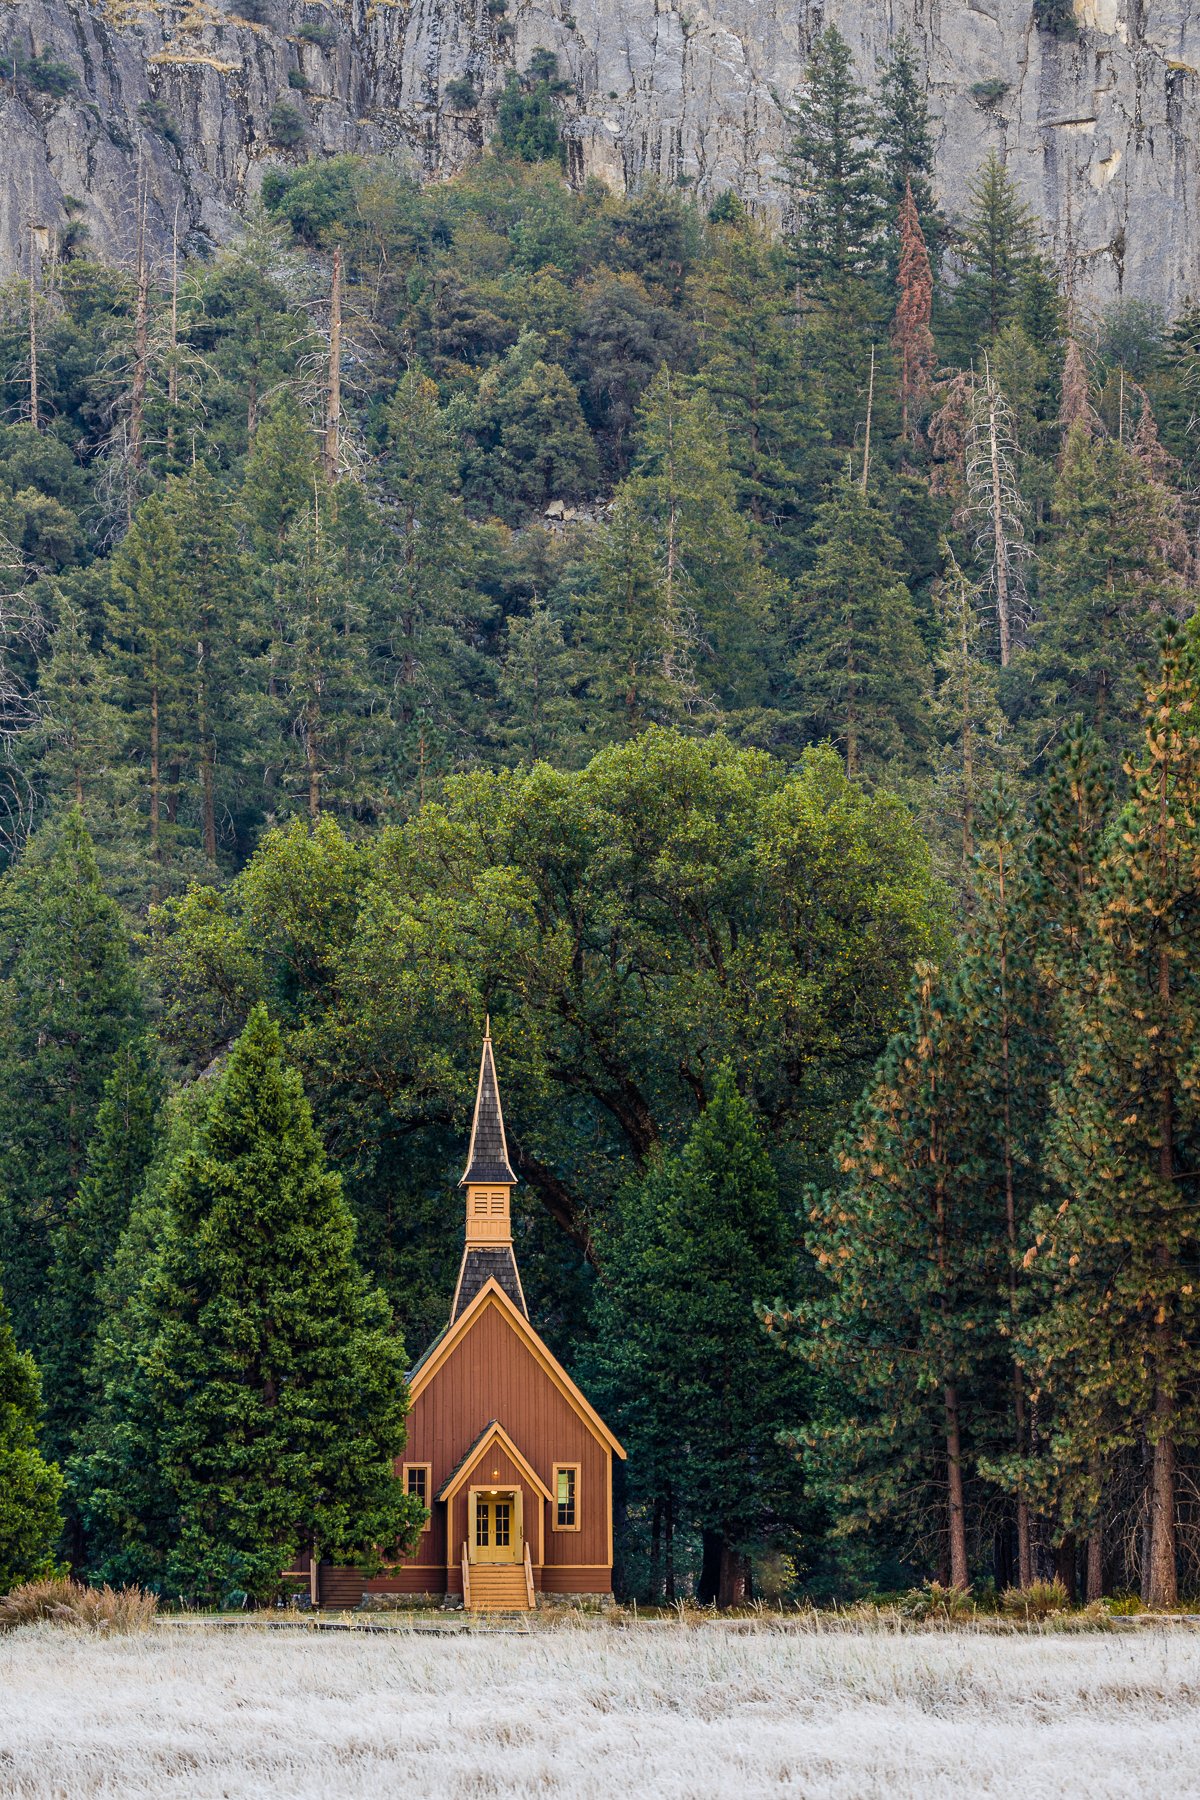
[3,0,1199,309]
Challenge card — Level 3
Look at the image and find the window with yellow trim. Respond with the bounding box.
[552,1464,579,1530]
[403,1463,432,1530]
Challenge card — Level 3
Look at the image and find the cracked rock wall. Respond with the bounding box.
[2,0,1198,310]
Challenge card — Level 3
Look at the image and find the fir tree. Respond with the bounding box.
[792,478,931,779]
[625,368,777,718]
[0,811,142,1357]
[876,34,939,272]
[586,1066,807,1607]
[892,180,936,442]
[497,602,580,765]
[0,1272,63,1593]
[41,1041,161,1484]
[786,27,883,300]
[134,1007,421,1604]
[945,153,1039,357]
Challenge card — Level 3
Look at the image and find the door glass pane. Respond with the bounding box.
[495,1503,511,1547]
[475,1503,489,1548]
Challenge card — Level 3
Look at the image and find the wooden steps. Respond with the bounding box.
[466,1566,532,1612]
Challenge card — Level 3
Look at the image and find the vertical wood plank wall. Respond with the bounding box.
[358,1297,613,1599]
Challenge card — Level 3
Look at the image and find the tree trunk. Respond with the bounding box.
[717,1544,751,1610]
[149,656,160,860]
[664,1484,676,1603]
[1148,1383,1178,1607]
[987,384,1012,667]
[697,1529,723,1606]
[944,1383,969,1589]
[650,1495,662,1603]
[323,245,342,483]
[1055,1533,1077,1604]
[129,178,150,495]
[1086,1522,1104,1603]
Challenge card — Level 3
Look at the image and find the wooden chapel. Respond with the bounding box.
[314,1027,625,1611]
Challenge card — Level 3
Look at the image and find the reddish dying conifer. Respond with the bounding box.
[892,179,936,443]
[1058,339,1097,453]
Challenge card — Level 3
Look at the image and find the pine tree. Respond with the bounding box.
[930,546,1008,883]
[0,1273,63,1593]
[956,784,1055,1588]
[0,811,143,1356]
[162,467,244,863]
[573,488,696,734]
[792,478,931,779]
[1031,631,1200,1608]
[892,180,936,442]
[1024,424,1188,764]
[780,966,989,1589]
[586,1067,807,1607]
[124,1007,422,1604]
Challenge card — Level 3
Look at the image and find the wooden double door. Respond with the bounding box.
[470,1488,523,1564]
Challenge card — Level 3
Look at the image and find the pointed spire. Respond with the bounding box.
[460,1028,517,1187]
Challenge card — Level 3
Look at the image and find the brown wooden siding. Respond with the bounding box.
[403,1300,612,1572]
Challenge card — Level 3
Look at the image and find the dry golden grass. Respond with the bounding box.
[0,1577,158,1636]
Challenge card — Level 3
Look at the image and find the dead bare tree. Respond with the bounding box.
[963,363,1032,666]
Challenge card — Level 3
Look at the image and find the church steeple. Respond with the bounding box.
[449,1024,527,1323]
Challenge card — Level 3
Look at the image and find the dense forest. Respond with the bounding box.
[1,27,1200,1611]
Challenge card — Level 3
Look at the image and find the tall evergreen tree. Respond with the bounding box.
[101,1007,422,1605]
[876,34,939,272]
[0,811,142,1356]
[0,1273,63,1593]
[1031,631,1200,1608]
[944,153,1039,357]
[587,1067,807,1607]
[792,478,931,779]
[41,1041,161,1486]
[780,966,988,1589]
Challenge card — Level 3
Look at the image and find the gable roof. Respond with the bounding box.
[408,1277,626,1460]
[460,1029,517,1187]
[436,1420,555,1503]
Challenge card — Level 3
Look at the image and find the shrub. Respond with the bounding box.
[898,1580,975,1622]
[445,76,478,110]
[233,0,274,23]
[970,79,1009,105]
[1000,1579,1069,1621]
[139,99,184,153]
[1033,0,1078,37]
[0,1577,158,1635]
[268,100,306,149]
[297,20,336,46]
[288,68,310,89]
[486,0,508,14]
[22,52,79,98]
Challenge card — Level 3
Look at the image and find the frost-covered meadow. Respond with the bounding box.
[1,1621,1197,1798]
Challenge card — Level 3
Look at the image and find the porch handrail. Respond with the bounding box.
[524,1538,535,1610]
[462,1540,471,1610]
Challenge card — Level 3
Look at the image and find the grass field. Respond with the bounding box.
[1,1619,1197,1797]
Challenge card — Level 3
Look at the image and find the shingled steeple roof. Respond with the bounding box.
[459,1023,518,1187]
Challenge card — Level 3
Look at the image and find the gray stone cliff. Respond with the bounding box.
[2,0,1198,309]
